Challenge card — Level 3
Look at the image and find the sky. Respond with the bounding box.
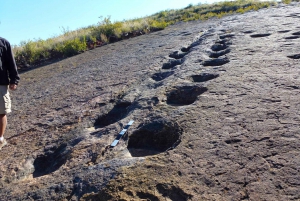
[1,0,223,46]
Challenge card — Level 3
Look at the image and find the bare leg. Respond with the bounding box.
[0,114,7,138]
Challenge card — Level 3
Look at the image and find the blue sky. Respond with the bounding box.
[1,0,222,45]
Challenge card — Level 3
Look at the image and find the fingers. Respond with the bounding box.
[9,84,17,90]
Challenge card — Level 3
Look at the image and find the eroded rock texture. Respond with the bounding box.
[1,3,300,201]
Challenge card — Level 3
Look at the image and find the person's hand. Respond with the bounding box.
[9,84,17,90]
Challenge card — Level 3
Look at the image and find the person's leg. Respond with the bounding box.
[0,114,7,138]
[0,85,9,149]
[0,114,7,149]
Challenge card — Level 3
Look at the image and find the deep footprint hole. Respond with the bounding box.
[169,51,188,59]
[181,47,190,53]
[209,48,231,58]
[219,34,235,39]
[202,57,230,67]
[162,59,183,69]
[292,31,300,35]
[190,73,219,82]
[33,143,71,178]
[243,30,254,34]
[151,71,174,81]
[211,43,228,51]
[277,30,291,33]
[128,119,182,157]
[287,54,300,59]
[156,183,192,201]
[250,33,271,38]
[225,138,242,144]
[94,101,132,128]
[167,85,208,106]
[285,36,299,39]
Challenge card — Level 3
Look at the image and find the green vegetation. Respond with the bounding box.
[281,0,300,3]
[282,0,292,3]
[13,0,278,68]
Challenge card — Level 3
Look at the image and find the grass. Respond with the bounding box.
[13,0,279,68]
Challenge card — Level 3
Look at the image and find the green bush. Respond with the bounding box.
[91,17,123,39]
[15,39,51,65]
[149,20,168,30]
[55,37,87,57]
[282,0,292,3]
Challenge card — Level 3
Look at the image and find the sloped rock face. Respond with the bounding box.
[1,3,300,200]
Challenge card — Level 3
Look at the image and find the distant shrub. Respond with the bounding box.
[100,34,109,43]
[91,17,123,40]
[15,40,51,65]
[55,37,87,57]
[282,0,292,3]
[149,20,168,30]
[157,11,168,18]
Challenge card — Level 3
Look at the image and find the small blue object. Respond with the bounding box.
[110,120,134,147]
[111,140,119,147]
[119,129,127,135]
[128,120,134,125]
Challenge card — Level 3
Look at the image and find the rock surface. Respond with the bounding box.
[1,3,300,200]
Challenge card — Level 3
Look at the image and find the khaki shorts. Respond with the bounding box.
[0,86,11,114]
